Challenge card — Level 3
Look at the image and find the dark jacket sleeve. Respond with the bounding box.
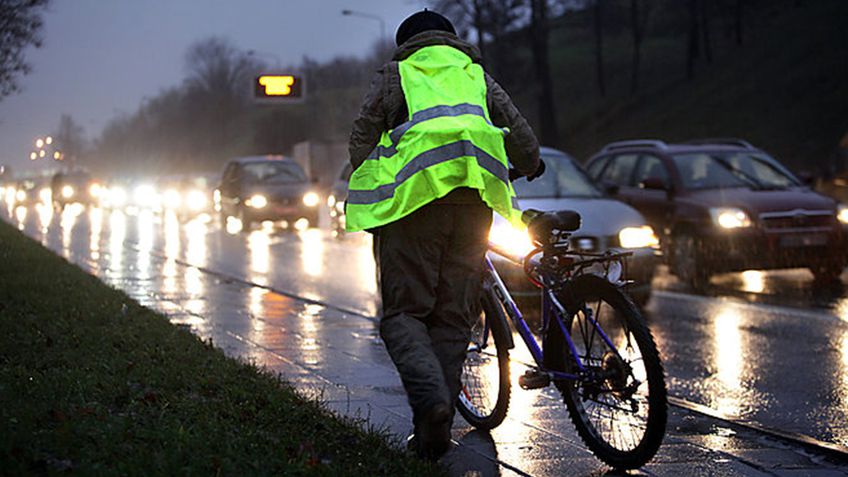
[349,67,388,169]
[485,74,540,176]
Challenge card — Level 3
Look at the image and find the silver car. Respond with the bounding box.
[488,147,660,304]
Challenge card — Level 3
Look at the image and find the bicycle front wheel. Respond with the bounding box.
[547,274,667,469]
[457,288,511,430]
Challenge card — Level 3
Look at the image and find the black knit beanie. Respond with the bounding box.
[395,9,456,46]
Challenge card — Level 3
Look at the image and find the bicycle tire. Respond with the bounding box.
[545,274,667,469]
[457,287,511,430]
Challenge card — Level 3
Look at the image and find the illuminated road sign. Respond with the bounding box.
[254,74,305,103]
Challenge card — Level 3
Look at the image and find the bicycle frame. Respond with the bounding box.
[484,242,625,383]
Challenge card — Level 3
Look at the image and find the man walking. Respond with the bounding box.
[346,10,541,460]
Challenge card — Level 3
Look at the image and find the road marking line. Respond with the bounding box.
[668,396,848,460]
[653,290,844,323]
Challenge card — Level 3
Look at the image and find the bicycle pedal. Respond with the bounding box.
[518,370,551,390]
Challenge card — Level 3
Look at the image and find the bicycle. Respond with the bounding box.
[457,208,667,470]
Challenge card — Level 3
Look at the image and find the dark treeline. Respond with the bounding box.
[85,37,391,176]
[79,0,844,175]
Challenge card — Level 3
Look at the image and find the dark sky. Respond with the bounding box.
[0,0,422,173]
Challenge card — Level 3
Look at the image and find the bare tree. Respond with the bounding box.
[0,0,49,101]
[629,0,642,94]
[593,0,606,96]
[700,0,713,63]
[685,0,701,79]
[430,0,524,74]
[529,0,558,145]
[53,114,86,166]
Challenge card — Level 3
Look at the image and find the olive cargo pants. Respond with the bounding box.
[377,199,492,427]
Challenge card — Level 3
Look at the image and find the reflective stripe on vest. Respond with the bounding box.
[346,45,521,232]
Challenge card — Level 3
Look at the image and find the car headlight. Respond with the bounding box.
[109,186,127,207]
[327,194,336,208]
[186,190,207,211]
[619,225,660,248]
[39,188,51,204]
[16,190,26,202]
[89,183,102,198]
[488,221,534,256]
[163,188,182,208]
[247,194,267,208]
[303,191,319,207]
[838,204,848,225]
[134,184,156,206]
[61,185,74,199]
[710,207,751,229]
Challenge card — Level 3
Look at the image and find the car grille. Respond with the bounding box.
[759,210,834,231]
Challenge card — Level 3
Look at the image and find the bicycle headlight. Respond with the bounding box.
[303,191,319,207]
[618,226,659,249]
[710,207,751,229]
[838,204,848,225]
[247,194,267,209]
[488,221,533,256]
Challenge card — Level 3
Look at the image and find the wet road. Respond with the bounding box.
[4,201,848,473]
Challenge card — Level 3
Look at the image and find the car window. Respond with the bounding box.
[512,152,602,198]
[242,162,306,183]
[633,155,670,188]
[672,154,747,189]
[585,156,609,179]
[601,154,638,186]
[726,153,798,188]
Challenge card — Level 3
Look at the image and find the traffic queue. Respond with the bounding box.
[2,138,847,298]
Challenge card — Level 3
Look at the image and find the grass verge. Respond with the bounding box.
[0,219,436,476]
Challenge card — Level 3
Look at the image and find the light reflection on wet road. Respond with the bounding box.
[5,201,848,461]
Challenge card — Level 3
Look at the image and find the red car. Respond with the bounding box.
[585,139,848,288]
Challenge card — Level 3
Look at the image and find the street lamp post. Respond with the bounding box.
[341,9,386,43]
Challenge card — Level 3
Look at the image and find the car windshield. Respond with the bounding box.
[242,162,306,184]
[672,152,799,190]
[512,152,603,198]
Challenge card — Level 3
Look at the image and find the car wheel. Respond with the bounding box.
[810,262,845,285]
[672,232,709,290]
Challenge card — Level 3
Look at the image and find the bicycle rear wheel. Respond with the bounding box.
[457,288,511,430]
[546,274,667,469]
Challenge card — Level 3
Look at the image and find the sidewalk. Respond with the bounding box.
[52,231,848,476]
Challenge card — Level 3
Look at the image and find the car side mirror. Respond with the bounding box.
[601,181,620,196]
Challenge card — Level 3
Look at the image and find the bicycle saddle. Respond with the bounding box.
[523,209,582,244]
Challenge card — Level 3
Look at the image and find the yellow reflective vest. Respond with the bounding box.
[346,45,521,232]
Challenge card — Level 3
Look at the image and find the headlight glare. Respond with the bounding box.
[710,207,751,229]
[187,190,207,211]
[303,191,319,207]
[248,194,267,209]
[838,205,848,225]
[619,226,659,248]
[488,221,534,256]
[61,185,74,199]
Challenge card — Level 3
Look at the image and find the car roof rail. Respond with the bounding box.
[601,140,668,152]
[682,138,756,149]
